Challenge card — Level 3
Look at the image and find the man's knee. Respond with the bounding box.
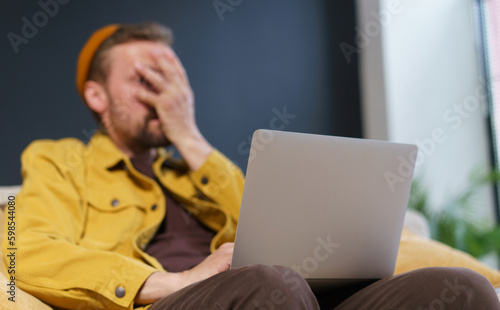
[406,267,499,309]
[237,264,308,292]
[408,267,493,292]
[235,264,318,310]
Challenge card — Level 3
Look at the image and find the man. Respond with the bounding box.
[3,22,500,309]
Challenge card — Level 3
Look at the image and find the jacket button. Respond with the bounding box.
[201,176,209,185]
[115,286,126,298]
[111,199,120,207]
[151,204,157,211]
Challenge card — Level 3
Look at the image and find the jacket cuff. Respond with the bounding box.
[189,149,240,199]
[96,262,157,309]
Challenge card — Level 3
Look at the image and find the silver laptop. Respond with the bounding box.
[231,130,417,289]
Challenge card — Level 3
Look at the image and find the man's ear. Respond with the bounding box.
[84,80,108,115]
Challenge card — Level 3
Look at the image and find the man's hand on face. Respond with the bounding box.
[133,47,213,171]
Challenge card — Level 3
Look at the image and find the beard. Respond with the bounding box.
[136,111,171,148]
[104,93,171,152]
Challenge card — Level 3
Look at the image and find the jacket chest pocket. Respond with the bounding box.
[81,189,147,252]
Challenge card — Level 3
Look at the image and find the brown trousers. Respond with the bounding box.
[149,265,500,310]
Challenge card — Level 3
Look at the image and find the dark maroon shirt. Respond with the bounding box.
[130,154,214,272]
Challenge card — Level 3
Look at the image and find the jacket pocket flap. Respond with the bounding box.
[87,188,146,211]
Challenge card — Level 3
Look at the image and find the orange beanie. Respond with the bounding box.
[75,24,119,98]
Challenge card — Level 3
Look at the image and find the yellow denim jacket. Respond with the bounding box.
[2,133,244,310]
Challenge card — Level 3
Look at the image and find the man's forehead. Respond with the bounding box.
[108,40,170,65]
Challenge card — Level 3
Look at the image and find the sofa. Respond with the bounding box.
[2,185,500,309]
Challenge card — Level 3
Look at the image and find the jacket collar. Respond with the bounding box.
[87,131,130,170]
[86,131,178,171]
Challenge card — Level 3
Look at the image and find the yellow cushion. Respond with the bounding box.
[396,228,500,287]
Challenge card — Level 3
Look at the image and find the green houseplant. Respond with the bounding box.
[408,169,500,260]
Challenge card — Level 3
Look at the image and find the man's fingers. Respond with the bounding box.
[155,54,195,109]
[155,50,179,85]
[219,242,234,250]
[134,62,165,93]
[134,86,158,108]
[154,49,189,89]
[218,242,234,257]
[166,49,189,85]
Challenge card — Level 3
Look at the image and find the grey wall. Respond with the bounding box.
[0,0,361,185]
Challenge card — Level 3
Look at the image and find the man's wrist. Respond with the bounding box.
[135,271,187,305]
[174,134,213,171]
